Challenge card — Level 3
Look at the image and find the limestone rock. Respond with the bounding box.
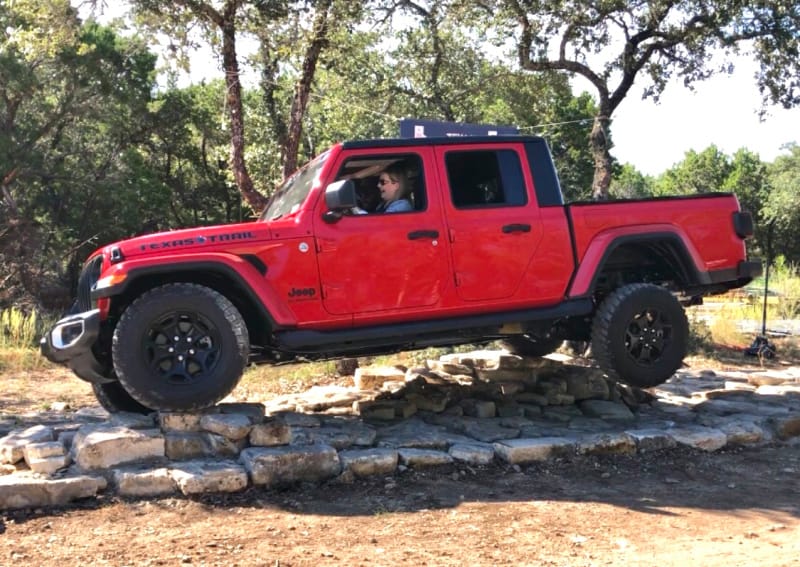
[669,426,728,452]
[249,419,292,446]
[159,413,204,432]
[405,391,449,413]
[200,413,253,441]
[72,426,165,470]
[475,368,535,383]
[565,372,610,401]
[339,448,398,477]
[459,399,496,418]
[398,448,453,467]
[108,412,157,429]
[493,437,576,464]
[579,400,636,421]
[240,444,341,486]
[0,474,106,509]
[164,432,207,460]
[448,443,495,465]
[170,460,249,495]
[23,442,70,475]
[769,415,800,440]
[624,429,678,453]
[355,366,406,390]
[217,402,266,420]
[0,425,54,464]
[335,357,359,376]
[426,360,474,376]
[577,432,637,455]
[113,467,178,497]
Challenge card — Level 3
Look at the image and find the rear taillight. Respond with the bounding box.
[733,211,754,238]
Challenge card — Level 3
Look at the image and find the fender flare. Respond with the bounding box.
[92,253,296,328]
[567,226,708,298]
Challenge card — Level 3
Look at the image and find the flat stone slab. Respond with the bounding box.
[376,418,473,449]
[577,432,637,455]
[72,426,165,470]
[0,474,106,509]
[398,448,454,467]
[240,444,341,486]
[579,400,636,421]
[1,425,54,464]
[669,426,728,452]
[339,448,398,477]
[200,414,253,441]
[170,460,249,495]
[625,429,679,453]
[448,443,496,465]
[493,437,576,464]
[113,467,178,497]
[249,419,292,446]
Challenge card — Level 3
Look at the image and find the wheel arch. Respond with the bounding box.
[568,232,707,299]
[101,260,278,348]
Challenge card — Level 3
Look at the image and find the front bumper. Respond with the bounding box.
[40,309,112,384]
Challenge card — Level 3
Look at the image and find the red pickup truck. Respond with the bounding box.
[41,135,760,412]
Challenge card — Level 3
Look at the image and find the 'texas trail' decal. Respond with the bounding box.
[139,231,256,252]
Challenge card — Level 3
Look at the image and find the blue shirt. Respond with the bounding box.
[381,199,413,213]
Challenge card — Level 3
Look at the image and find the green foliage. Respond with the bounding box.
[610,163,655,199]
[654,146,732,196]
[763,144,800,263]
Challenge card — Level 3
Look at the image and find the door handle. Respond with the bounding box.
[502,223,531,234]
[407,230,440,240]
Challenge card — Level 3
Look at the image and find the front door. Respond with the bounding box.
[314,148,449,316]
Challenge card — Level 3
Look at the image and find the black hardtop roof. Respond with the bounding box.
[341,135,547,149]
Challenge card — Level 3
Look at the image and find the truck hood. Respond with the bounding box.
[103,222,272,260]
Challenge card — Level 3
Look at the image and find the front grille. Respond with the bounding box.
[77,255,104,311]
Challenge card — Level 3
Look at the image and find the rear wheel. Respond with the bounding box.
[112,283,249,412]
[499,334,563,358]
[592,283,688,388]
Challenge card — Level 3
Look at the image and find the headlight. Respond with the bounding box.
[93,273,127,291]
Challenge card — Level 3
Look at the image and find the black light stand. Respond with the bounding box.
[745,221,776,359]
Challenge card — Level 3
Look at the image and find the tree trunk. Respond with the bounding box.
[281,0,332,179]
[589,115,612,200]
[220,19,268,212]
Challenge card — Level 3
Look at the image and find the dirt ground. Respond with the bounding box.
[2,362,800,566]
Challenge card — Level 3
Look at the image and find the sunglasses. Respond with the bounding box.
[378,178,395,186]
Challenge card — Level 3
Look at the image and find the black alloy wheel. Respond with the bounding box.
[592,283,688,388]
[112,283,249,411]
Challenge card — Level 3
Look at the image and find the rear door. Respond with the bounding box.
[436,143,543,302]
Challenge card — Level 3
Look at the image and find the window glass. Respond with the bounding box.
[445,150,527,208]
[335,153,426,213]
[260,150,329,220]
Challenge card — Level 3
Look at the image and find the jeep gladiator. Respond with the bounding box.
[41,135,761,412]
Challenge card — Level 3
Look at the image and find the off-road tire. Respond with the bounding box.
[92,380,153,414]
[499,334,563,358]
[112,283,249,412]
[592,283,688,388]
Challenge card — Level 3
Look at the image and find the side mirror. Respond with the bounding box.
[324,179,357,210]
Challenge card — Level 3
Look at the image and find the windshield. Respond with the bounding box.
[259,151,330,221]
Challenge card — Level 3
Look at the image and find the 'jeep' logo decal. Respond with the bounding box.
[288,287,316,299]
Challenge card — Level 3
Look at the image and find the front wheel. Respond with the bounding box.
[591,284,688,388]
[112,283,249,412]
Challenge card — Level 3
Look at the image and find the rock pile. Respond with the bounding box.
[1,351,799,510]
